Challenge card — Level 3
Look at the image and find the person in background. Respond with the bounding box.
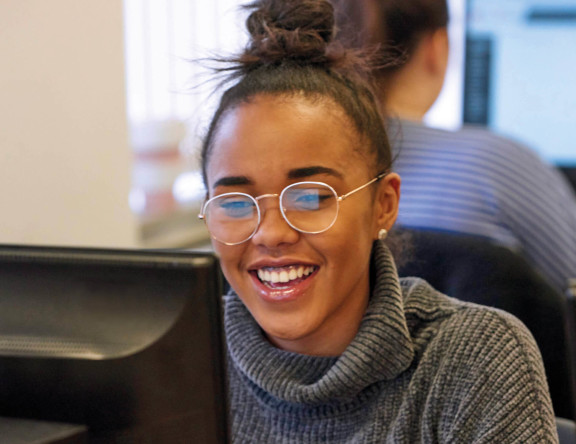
[198,0,558,441]
[332,0,576,293]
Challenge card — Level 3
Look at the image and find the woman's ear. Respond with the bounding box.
[426,27,449,78]
[373,172,401,239]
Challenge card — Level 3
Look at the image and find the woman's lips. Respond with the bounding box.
[250,264,318,301]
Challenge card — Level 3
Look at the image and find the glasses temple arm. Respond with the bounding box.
[338,172,387,201]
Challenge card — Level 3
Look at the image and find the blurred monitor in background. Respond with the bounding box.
[430,0,576,171]
[464,0,576,167]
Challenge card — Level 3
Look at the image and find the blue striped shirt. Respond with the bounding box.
[390,119,576,292]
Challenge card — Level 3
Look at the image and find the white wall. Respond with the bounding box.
[0,0,137,248]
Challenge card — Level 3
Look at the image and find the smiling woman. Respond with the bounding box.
[206,95,397,356]
[199,0,559,442]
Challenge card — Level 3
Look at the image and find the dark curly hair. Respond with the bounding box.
[200,0,393,188]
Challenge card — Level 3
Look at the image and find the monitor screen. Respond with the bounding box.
[0,244,228,444]
[463,0,576,166]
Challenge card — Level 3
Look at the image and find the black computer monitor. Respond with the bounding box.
[0,244,228,444]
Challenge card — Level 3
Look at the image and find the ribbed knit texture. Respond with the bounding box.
[389,119,576,293]
[225,242,559,443]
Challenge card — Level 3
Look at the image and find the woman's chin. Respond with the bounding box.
[261,323,315,352]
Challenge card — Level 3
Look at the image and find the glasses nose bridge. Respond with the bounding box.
[253,192,293,231]
[254,193,281,211]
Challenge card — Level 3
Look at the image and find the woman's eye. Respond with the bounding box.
[219,199,254,218]
[294,193,320,210]
[290,190,332,211]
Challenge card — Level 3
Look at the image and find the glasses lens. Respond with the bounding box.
[281,183,338,233]
[204,194,258,244]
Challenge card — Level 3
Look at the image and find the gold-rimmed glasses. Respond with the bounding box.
[198,172,386,245]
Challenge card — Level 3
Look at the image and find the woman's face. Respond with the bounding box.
[206,94,399,356]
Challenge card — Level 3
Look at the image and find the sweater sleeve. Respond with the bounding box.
[423,306,559,444]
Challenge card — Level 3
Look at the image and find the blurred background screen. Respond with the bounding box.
[463,0,576,167]
[428,0,576,168]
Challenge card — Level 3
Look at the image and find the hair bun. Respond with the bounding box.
[244,0,336,66]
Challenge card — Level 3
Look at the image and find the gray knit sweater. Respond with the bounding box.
[224,242,559,443]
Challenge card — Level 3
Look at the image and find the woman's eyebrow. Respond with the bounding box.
[212,176,253,189]
[211,167,343,189]
[287,166,344,180]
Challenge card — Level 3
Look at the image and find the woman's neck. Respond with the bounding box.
[378,76,433,123]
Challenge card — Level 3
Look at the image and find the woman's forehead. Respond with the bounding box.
[230,93,355,129]
[206,95,369,188]
[212,95,363,157]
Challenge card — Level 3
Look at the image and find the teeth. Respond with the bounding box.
[270,271,279,283]
[257,265,315,285]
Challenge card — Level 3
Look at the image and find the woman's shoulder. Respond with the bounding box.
[399,276,538,353]
[399,277,547,391]
[398,277,557,442]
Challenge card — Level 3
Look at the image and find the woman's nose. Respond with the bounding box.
[251,199,299,248]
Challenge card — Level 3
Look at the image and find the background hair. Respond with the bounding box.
[200,0,393,188]
[331,0,449,75]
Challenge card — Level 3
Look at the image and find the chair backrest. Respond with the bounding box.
[397,228,576,420]
[557,417,576,444]
[565,281,576,417]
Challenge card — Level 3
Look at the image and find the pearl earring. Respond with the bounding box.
[378,228,388,241]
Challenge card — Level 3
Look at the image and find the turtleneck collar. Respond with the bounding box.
[224,241,414,409]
